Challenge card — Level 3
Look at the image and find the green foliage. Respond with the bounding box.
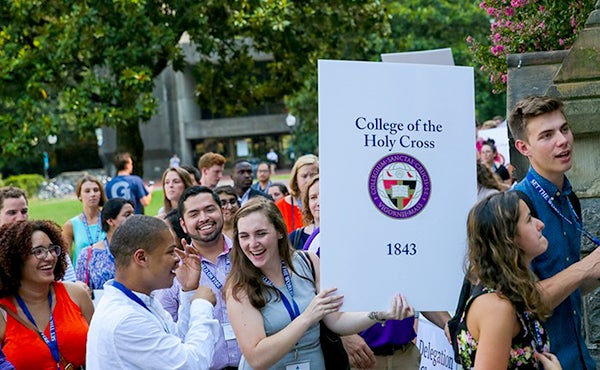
[0,0,201,174]
[468,0,595,93]
[0,0,389,172]
[287,0,506,143]
[192,1,389,118]
[4,174,45,198]
[0,0,508,163]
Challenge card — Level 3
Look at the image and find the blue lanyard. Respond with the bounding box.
[82,212,102,247]
[523,311,545,353]
[111,281,151,313]
[201,255,230,290]
[262,260,301,321]
[111,281,170,333]
[527,173,600,246]
[103,238,115,263]
[16,290,60,367]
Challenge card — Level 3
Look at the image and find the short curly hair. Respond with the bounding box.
[0,220,67,298]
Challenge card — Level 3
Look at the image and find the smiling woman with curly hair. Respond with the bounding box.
[0,220,93,369]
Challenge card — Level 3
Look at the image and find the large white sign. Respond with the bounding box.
[318,60,475,311]
[381,48,455,66]
[417,317,459,370]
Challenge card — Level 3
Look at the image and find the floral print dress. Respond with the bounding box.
[455,286,550,369]
[75,245,116,290]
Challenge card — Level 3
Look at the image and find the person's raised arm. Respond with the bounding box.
[537,246,600,309]
[226,289,322,370]
[308,251,415,335]
[422,311,451,330]
[140,183,153,207]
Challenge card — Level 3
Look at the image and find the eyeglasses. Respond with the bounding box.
[220,198,239,207]
[30,245,62,260]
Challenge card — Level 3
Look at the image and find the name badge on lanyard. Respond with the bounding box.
[285,361,310,370]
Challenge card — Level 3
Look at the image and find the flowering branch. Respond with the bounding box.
[468,0,595,93]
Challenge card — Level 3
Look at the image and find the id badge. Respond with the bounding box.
[222,322,236,341]
[285,361,310,370]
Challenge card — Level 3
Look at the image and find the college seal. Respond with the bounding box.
[368,153,431,219]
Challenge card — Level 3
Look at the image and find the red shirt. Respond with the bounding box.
[1,282,88,369]
[276,197,304,233]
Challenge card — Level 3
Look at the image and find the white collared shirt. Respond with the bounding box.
[86,281,219,369]
[156,235,241,369]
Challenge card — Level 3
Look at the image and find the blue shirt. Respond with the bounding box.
[514,167,595,369]
[105,175,148,214]
[251,180,272,193]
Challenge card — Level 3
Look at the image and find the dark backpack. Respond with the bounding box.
[447,277,471,365]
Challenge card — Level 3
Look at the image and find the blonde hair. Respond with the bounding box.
[289,154,319,198]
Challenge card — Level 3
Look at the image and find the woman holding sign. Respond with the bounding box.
[456,192,561,369]
[225,199,414,370]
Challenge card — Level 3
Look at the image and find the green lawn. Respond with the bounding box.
[29,190,165,225]
[29,172,290,225]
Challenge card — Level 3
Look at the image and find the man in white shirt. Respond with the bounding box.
[266,148,278,173]
[157,186,242,369]
[86,215,220,369]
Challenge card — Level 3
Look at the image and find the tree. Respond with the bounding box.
[285,0,506,154]
[0,1,198,175]
[0,0,389,175]
[383,0,505,123]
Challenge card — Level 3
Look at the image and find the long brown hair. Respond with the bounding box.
[225,198,297,309]
[477,162,504,191]
[76,175,107,207]
[161,167,195,213]
[466,192,549,318]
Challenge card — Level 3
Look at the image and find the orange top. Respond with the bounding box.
[276,197,303,233]
[0,282,88,369]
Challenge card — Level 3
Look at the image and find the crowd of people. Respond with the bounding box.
[0,95,596,369]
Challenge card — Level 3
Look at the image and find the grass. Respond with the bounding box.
[29,172,290,225]
[29,190,165,225]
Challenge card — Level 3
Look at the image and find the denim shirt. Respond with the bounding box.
[514,167,596,369]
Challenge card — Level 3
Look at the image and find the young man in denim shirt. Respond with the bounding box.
[511,96,600,369]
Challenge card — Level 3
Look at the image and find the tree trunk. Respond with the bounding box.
[116,120,145,178]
